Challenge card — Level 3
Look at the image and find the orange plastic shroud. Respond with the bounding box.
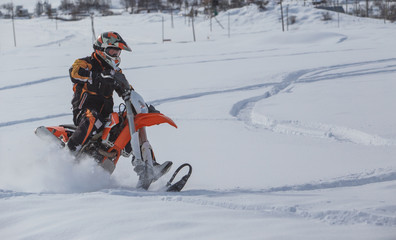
[45,112,177,166]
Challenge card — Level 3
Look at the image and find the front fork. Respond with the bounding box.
[125,100,154,168]
[138,127,155,163]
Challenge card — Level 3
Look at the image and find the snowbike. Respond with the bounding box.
[35,72,191,192]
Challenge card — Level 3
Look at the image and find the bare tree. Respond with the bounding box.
[44,2,52,18]
[121,0,136,11]
[59,0,74,11]
[2,3,14,15]
[35,1,44,16]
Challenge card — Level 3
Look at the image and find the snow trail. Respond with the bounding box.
[0,76,67,91]
[233,58,396,146]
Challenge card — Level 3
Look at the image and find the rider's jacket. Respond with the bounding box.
[69,52,121,124]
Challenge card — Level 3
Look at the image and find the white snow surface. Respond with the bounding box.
[1,1,396,239]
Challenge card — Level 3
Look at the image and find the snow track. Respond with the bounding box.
[2,167,395,227]
[250,115,395,146]
[98,167,396,227]
[267,168,396,192]
[150,82,277,106]
[160,168,396,227]
[0,113,71,128]
[34,34,76,48]
[232,58,396,146]
[162,194,396,226]
[0,76,68,91]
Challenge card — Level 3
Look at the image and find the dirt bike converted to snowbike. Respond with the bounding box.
[35,72,191,191]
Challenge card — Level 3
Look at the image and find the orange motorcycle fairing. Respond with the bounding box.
[105,123,131,165]
[101,112,177,166]
[46,126,70,142]
[134,113,177,131]
[101,112,120,141]
[41,113,177,168]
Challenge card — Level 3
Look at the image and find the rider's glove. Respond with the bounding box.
[121,89,131,101]
[113,72,132,99]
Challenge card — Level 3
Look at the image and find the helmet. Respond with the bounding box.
[93,32,132,69]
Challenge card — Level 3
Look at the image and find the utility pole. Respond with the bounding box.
[228,12,230,38]
[162,16,165,42]
[91,13,96,43]
[210,10,212,32]
[286,4,289,31]
[345,0,348,14]
[11,2,16,47]
[280,0,284,32]
[366,0,369,17]
[171,8,174,28]
[337,0,340,28]
[161,16,171,43]
[191,7,196,42]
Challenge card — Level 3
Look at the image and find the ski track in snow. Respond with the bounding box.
[150,57,396,146]
[34,34,76,48]
[160,196,396,227]
[0,75,68,91]
[266,168,396,192]
[125,47,366,71]
[150,82,277,105]
[120,167,396,226]
[0,113,71,128]
[250,116,395,146]
[1,168,395,226]
[231,58,396,146]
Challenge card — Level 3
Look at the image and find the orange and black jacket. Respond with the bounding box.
[69,52,119,123]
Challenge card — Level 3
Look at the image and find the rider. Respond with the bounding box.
[68,31,130,153]
[68,31,170,177]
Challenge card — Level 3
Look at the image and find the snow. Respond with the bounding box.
[1,1,396,239]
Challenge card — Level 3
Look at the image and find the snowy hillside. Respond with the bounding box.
[1,1,396,239]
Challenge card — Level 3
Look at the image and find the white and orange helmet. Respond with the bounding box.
[93,32,132,69]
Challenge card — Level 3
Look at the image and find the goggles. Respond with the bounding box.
[105,47,121,58]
